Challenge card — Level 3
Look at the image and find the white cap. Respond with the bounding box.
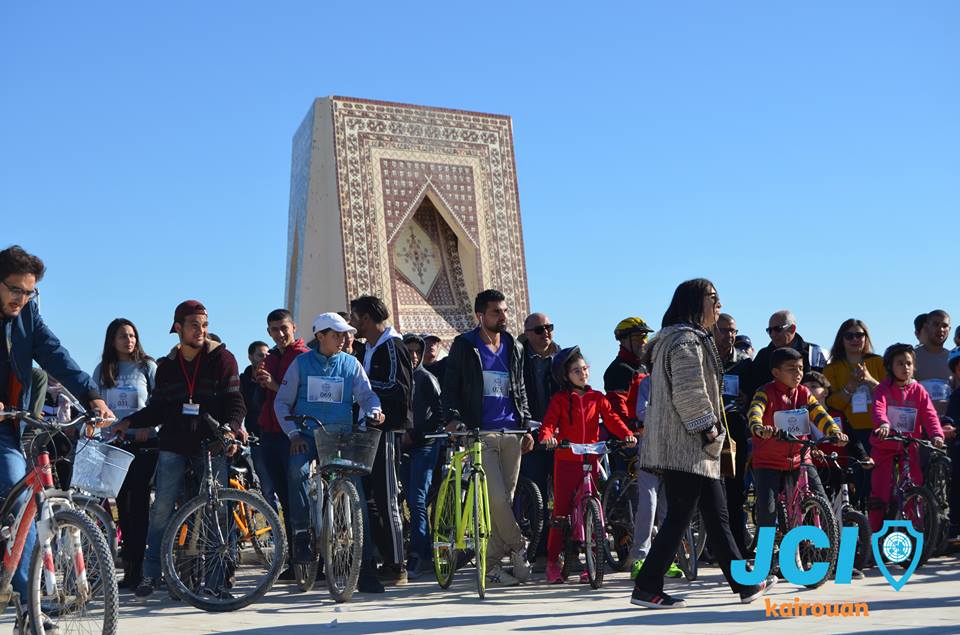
[312,312,356,335]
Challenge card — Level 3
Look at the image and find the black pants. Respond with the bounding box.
[724,438,751,556]
[519,447,552,556]
[634,470,758,597]
[117,450,159,566]
[363,430,404,566]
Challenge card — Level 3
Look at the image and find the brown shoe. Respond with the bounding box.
[377,565,408,586]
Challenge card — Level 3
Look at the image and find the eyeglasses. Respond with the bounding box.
[717,327,738,335]
[568,365,590,376]
[526,324,555,335]
[843,332,867,341]
[765,324,793,335]
[0,280,39,302]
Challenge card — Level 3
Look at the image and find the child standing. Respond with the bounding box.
[869,343,944,532]
[539,346,636,583]
[749,348,847,533]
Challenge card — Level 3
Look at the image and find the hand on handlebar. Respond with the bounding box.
[875,424,891,440]
[444,420,464,434]
[366,411,385,426]
[542,437,558,450]
[290,433,309,456]
[834,432,849,447]
[752,424,774,440]
[88,399,116,423]
[622,435,638,448]
[932,436,946,449]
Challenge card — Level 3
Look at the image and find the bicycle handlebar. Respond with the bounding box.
[883,433,947,453]
[0,408,115,433]
[778,431,839,447]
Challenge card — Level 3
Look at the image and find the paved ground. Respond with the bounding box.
[7,556,957,634]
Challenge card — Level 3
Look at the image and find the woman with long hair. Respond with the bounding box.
[91,318,158,589]
[630,278,776,609]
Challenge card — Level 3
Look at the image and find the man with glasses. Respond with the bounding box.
[745,309,826,399]
[0,245,114,626]
[604,317,654,430]
[519,312,560,567]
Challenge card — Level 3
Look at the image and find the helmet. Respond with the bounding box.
[551,346,582,387]
[948,347,960,373]
[614,317,653,341]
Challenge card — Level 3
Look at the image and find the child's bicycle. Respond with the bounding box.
[876,433,941,567]
[772,432,840,589]
[283,414,380,601]
[161,414,286,612]
[0,408,119,635]
[553,439,625,589]
[428,426,529,599]
[820,451,874,571]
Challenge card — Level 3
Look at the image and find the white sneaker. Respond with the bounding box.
[510,549,531,582]
[486,565,520,587]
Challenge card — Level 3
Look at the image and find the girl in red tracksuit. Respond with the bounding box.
[539,347,636,583]
[869,344,944,532]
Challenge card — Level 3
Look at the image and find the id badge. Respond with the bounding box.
[722,374,740,397]
[307,376,345,403]
[851,386,870,414]
[182,402,200,416]
[888,406,917,433]
[773,408,810,435]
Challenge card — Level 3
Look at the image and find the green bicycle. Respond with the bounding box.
[428,427,529,599]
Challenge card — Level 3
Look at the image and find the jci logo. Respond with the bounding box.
[732,521,922,591]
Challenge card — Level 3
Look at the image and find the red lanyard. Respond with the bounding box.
[178,348,203,403]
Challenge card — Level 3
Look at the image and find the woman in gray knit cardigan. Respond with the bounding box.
[630,279,777,609]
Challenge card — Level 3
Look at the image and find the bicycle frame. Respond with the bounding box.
[567,457,603,543]
[439,434,489,552]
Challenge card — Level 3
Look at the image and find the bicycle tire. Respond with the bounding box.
[841,507,872,570]
[71,494,120,565]
[677,523,698,582]
[325,478,363,602]
[923,458,951,556]
[584,497,605,589]
[29,506,119,635]
[798,495,838,589]
[600,471,636,571]
[162,489,286,612]
[512,476,543,562]
[690,509,708,560]
[432,476,458,589]
[293,531,319,593]
[472,471,488,599]
[900,486,939,567]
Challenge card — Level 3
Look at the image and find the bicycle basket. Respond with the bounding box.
[312,426,382,475]
[71,438,135,498]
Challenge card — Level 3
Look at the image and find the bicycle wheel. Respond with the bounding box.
[923,458,951,556]
[676,523,697,582]
[798,495,838,589]
[71,495,120,565]
[293,531,319,593]
[471,472,488,599]
[583,497,605,589]
[601,471,636,571]
[162,489,286,612]
[28,506,118,635]
[841,507,872,570]
[325,478,363,602]
[900,486,939,567]
[690,509,708,560]
[512,476,543,563]
[432,475,458,589]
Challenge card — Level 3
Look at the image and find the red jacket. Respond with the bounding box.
[258,338,311,434]
[748,381,840,471]
[539,386,632,462]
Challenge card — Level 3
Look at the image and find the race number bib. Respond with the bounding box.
[722,374,740,397]
[888,406,917,434]
[106,386,139,414]
[920,379,951,402]
[482,371,510,398]
[851,386,871,414]
[307,376,344,403]
[773,408,810,435]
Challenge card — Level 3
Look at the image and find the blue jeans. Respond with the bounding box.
[286,427,374,562]
[142,450,227,579]
[0,425,34,600]
[249,444,275,510]
[400,443,440,562]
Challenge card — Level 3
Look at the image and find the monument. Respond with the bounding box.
[285,97,530,343]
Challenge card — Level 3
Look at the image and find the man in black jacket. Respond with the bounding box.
[442,289,534,587]
[745,309,827,399]
[350,295,412,585]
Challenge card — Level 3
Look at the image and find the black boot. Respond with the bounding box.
[120,560,143,590]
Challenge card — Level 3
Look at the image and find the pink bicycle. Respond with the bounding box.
[554,439,626,589]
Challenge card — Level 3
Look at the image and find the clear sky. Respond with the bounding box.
[2,2,958,375]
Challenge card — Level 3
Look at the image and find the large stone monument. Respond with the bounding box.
[285,96,530,341]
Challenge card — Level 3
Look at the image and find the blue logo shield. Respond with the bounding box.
[871,520,923,591]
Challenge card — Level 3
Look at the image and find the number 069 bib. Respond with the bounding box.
[307,376,345,403]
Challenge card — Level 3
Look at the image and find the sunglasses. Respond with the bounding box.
[526,324,555,335]
[843,332,867,341]
[766,324,793,335]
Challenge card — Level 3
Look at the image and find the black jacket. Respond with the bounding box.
[365,331,413,431]
[521,339,561,422]
[744,333,827,399]
[442,327,531,428]
[410,364,443,445]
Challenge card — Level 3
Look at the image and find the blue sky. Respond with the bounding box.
[2,2,958,375]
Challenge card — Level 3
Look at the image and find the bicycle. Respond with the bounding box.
[601,447,639,572]
[675,509,707,582]
[877,433,941,567]
[283,414,379,601]
[921,427,952,557]
[821,452,873,571]
[772,432,839,589]
[161,414,286,612]
[428,426,529,599]
[0,408,119,635]
[552,439,624,589]
[512,476,544,565]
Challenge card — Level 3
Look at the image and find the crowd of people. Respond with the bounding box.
[2,242,959,621]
